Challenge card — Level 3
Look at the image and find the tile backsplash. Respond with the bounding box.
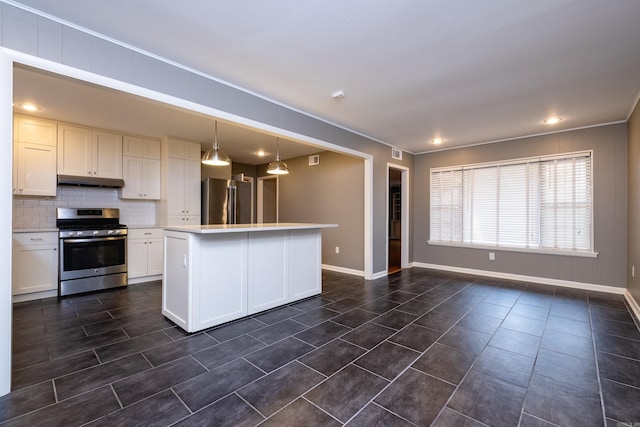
[13,187,157,229]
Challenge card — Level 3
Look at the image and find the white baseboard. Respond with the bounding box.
[322,264,364,277]
[128,275,162,285]
[412,262,625,295]
[370,270,388,280]
[625,290,640,322]
[12,289,58,303]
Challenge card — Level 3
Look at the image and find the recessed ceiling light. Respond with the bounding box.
[432,138,444,145]
[256,150,266,157]
[331,90,345,99]
[543,116,563,125]
[18,103,40,112]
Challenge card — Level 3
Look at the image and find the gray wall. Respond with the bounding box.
[628,102,640,300]
[414,123,628,289]
[278,151,365,270]
[0,2,414,276]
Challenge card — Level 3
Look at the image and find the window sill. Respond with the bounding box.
[427,241,598,258]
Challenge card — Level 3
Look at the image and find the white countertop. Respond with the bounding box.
[163,223,338,234]
[13,228,58,233]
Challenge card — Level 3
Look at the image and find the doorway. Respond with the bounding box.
[387,164,409,274]
[257,175,278,223]
[388,168,402,273]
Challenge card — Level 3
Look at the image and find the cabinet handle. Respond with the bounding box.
[182,254,187,268]
[144,232,152,235]
[30,238,43,241]
[53,248,57,251]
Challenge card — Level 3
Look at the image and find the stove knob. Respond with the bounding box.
[114,230,121,235]
[93,231,100,236]
[68,232,75,237]
[77,231,84,237]
[108,230,115,235]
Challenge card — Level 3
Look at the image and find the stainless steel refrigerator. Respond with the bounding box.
[201,177,252,224]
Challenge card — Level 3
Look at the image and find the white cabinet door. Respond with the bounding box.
[127,238,148,279]
[143,158,161,200]
[183,140,201,161]
[14,142,57,196]
[14,116,57,145]
[146,237,164,276]
[247,231,289,314]
[123,136,161,159]
[183,160,201,216]
[94,131,122,179]
[128,229,164,280]
[167,138,200,160]
[58,125,122,178]
[122,156,144,199]
[122,157,161,200]
[58,124,92,177]
[12,233,58,295]
[167,157,186,216]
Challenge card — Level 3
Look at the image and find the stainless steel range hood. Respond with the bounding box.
[57,175,125,188]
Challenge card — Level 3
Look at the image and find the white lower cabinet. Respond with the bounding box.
[12,232,58,295]
[127,228,163,280]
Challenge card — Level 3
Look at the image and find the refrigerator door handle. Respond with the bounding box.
[228,185,237,224]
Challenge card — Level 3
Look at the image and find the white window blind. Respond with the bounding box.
[430,151,592,253]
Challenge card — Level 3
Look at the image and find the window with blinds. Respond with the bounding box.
[430,151,593,254]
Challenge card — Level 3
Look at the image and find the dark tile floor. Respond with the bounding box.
[3,268,640,426]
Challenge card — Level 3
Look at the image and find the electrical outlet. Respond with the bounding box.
[489,252,495,261]
[335,246,340,254]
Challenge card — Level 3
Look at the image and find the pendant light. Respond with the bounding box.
[201,121,231,166]
[267,137,289,175]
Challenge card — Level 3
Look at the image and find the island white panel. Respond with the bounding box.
[195,233,248,328]
[247,231,289,314]
[289,229,322,300]
[162,232,190,330]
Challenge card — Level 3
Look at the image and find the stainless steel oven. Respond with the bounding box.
[57,208,128,296]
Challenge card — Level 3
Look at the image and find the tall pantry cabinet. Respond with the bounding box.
[157,137,201,226]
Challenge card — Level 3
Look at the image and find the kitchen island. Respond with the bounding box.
[162,223,337,332]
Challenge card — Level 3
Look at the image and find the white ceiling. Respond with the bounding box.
[13,66,321,165]
[9,0,640,156]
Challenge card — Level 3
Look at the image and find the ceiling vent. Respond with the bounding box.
[309,154,320,166]
[392,148,402,160]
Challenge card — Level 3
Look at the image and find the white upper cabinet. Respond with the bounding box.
[123,135,161,159]
[121,136,161,200]
[13,116,58,196]
[57,124,122,179]
[14,143,57,196]
[14,115,57,146]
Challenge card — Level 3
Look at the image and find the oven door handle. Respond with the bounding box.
[61,236,127,244]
